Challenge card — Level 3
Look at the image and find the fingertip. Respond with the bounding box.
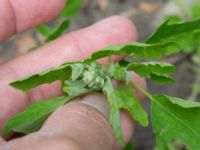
[0,0,15,41]
[91,15,138,44]
[9,0,66,33]
[103,16,138,42]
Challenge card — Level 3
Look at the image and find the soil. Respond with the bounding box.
[0,0,197,149]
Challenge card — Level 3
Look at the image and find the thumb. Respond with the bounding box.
[40,93,135,149]
[1,93,134,150]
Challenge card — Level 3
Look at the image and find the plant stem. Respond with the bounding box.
[131,81,153,101]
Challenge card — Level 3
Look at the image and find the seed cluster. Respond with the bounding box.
[82,62,106,90]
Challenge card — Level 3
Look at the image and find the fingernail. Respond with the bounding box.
[79,92,109,119]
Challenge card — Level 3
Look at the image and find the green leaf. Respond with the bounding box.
[147,19,200,44]
[112,64,131,84]
[123,142,134,150]
[165,15,183,24]
[36,25,52,37]
[71,63,85,81]
[116,86,148,127]
[163,95,200,108]
[109,106,123,144]
[150,73,175,84]
[103,78,148,144]
[127,62,175,84]
[85,42,180,63]
[103,78,124,145]
[63,80,91,97]
[60,0,83,17]
[45,20,70,42]
[106,63,116,76]
[3,96,70,136]
[151,94,200,150]
[127,62,176,78]
[10,62,80,92]
[113,64,125,80]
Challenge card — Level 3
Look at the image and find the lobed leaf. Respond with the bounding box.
[3,96,70,136]
[63,80,91,97]
[116,86,148,127]
[151,94,200,150]
[103,78,148,144]
[70,63,85,81]
[109,107,123,145]
[103,78,124,145]
[10,62,81,92]
[127,62,176,78]
[85,42,180,63]
[127,62,175,84]
[147,19,200,44]
[150,73,175,84]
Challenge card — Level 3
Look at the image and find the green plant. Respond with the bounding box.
[166,0,200,101]
[36,0,83,44]
[2,18,200,150]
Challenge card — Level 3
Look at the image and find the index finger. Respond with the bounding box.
[0,0,66,41]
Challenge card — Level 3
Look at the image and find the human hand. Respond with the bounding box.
[0,0,146,149]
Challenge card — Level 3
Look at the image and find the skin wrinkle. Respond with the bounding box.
[8,130,82,149]
[0,66,29,130]
[43,103,114,141]
[4,62,21,81]
[0,141,13,150]
[0,0,66,40]
[4,61,32,105]
[27,81,63,103]
[28,85,49,103]
[7,0,17,34]
[31,137,83,150]
[19,137,81,150]
[79,93,110,118]
[27,87,44,104]
[41,103,120,149]
[8,0,66,33]
[0,0,15,40]
[8,133,45,149]
[68,34,87,61]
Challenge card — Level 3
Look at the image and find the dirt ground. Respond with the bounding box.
[0,0,197,149]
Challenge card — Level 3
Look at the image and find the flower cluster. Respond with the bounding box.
[82,62,106,90]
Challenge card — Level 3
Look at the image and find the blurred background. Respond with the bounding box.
[0,0,200,149]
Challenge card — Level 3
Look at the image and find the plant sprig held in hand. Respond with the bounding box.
[3,19,200,149]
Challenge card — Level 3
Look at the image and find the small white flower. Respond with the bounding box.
[82,63,106,89]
